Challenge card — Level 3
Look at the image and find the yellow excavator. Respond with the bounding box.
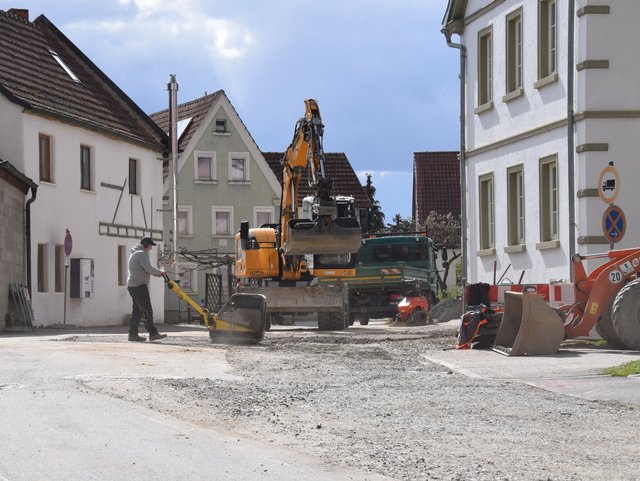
[235,99,362,330]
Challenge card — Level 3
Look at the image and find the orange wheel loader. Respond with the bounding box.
[493,247,640,355]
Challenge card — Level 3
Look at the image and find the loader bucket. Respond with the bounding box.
[284,217,362,255]
[492,292,564,356]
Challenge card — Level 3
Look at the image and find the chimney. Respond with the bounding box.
[8,9,29,21]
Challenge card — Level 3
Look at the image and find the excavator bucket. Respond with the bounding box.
[284,217,362,255]
[492,292,564,356]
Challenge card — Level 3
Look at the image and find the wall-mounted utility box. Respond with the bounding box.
[70,258,95,298]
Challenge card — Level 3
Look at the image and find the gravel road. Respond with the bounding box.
[74,320,640,481]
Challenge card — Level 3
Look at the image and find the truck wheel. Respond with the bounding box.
[596,300,629,349]
[318,311,346,331]
[359,317,369,326]
[612,278,640,350]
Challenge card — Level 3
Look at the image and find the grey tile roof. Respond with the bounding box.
[0,159,36,193]
[263,152,372,209]
[0,9,166,149]
[413,151,460,224]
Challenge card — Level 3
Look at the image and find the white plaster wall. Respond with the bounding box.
[464,0,569,151]
[22,113,164,327]
[0,95,24,166]
[468,128,570,284]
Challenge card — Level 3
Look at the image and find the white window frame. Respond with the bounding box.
[212,206,234,237]
[479,173,495,250]
[507,165,525,246]
[478,27,493,107]
[253,206,275,227]
[177,205,193,237]
[194,150,217,183]
[538,0,557,80]
[539,156,558,242]
[506,9,523,94]
[228,152,250,183]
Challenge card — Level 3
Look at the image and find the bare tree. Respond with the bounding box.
[423,211,462,295]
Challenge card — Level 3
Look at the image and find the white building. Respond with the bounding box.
[0,9,167,327]
[442,1,640,284]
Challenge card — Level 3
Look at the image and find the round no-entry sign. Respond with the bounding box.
[64,229,73,256]
[602,205,626,243]
[598,165,620,203]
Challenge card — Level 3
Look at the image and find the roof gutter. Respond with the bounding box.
[442,27,467,313]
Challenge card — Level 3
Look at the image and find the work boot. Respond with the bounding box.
[149,333,167,342]
[128,334,146,342]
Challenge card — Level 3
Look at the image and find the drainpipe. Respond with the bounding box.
[168,74,179,262]
[25,185,38,296]
[567,0,576,281]
[442,28,468,313]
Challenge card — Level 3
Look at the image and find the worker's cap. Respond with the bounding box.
[140,237,157,246]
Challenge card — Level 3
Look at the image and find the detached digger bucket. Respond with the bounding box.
[284,217,362,255]
[492,292,564,356]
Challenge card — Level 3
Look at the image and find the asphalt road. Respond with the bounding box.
[0,334,390,481]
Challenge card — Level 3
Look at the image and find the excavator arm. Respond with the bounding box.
[279,99,362,257]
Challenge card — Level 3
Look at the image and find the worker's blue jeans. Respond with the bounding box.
[127,284,159,336]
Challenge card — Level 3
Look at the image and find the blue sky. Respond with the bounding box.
[5,0,459,220]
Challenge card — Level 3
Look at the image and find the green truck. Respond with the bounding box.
[318,233,440,324]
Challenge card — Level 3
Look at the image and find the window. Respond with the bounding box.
[215,119,227,132]
[38,244,48,292]
[254,207,274,227]
[55,245,65,293]
[478,28,493,106]
[539,0,557,79]
[118,245,127,286]
[228,153,249,182]
[195,151,216,181]
[80,145,92,190]
[49,49,81,83]
[212,206,234,236]
[540,156,558,241]
[177,205,193,236]
[129,158,138,195]
[479,174,495,250]
[506,9,523,93]
[39,134,52,182]
[507,166,525,245]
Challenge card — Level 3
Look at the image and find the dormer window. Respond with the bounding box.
[49,49,81,83]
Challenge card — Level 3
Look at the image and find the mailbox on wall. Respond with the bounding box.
[70,258,95,298]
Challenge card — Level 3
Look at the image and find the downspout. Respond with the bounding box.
[567,0,576,281]
[442,27,467,313]
[25,185,38,296]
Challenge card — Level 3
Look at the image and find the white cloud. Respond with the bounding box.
[68,0,253,61]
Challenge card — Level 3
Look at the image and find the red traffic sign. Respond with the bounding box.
[602,205,626,243]
[598,165,619,203]
[64,229,73,256]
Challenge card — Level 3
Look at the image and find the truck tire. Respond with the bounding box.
[612,278,640,350]
[359,317,370,326]
[596,300,629,349]
[318,311,346,331]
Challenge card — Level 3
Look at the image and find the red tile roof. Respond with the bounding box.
[263,152,372,209]
[413,151,460,224]
[0,10,166,149]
